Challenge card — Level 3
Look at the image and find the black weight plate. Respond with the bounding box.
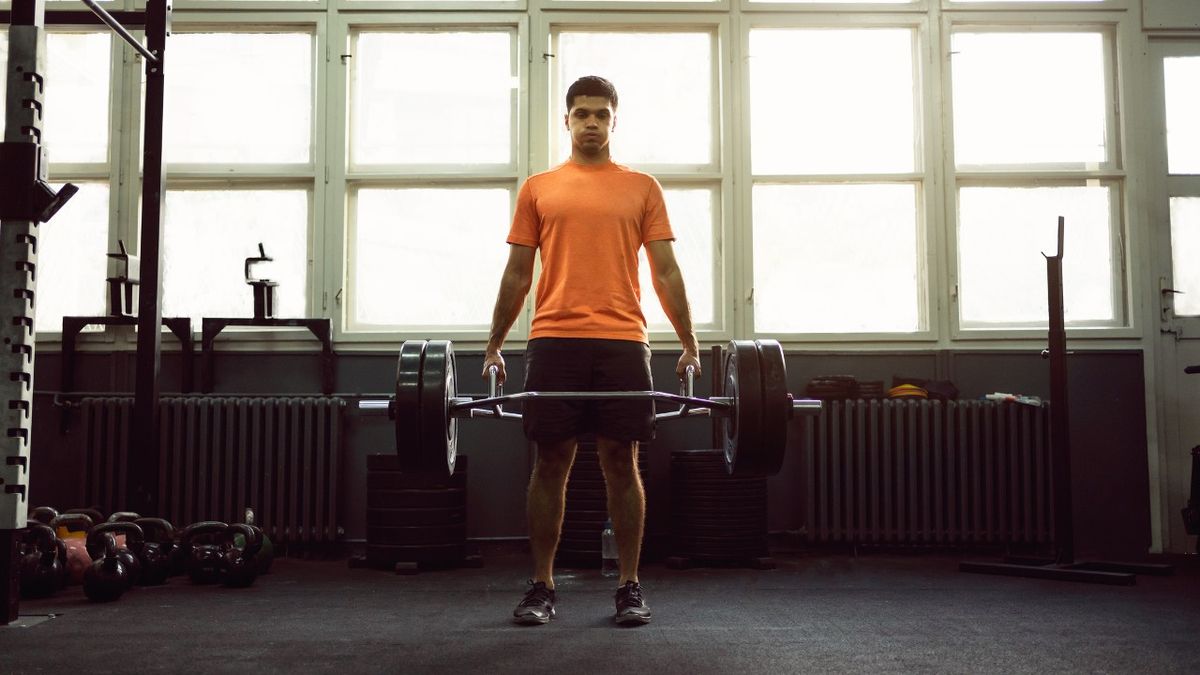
[566,488,607,501]
[671,504,767,516]
[671,474,771,486]
[367,488,465,509]
[367,523,466,546]
[673,522,767,536]
[673,487,768,499]
[755,339,789,476]
[561,520,605,532]
[394,340,426,471]
[722,341,764,478]
[367,470,465,491]
[369,454,468,474]
[419,340,458,477]
[366,507,467,527]
[565,503,608,514]
[671,449,726,461]
[365,543,466,566]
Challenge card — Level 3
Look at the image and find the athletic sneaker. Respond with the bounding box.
[614,580,652,625]
[513,580,556,625]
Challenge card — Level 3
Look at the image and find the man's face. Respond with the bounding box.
[565,95,616,156]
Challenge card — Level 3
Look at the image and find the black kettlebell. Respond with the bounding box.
[181,521,228,585]
[29,506,59,525]
[19,523,63,599]
[220,524,262,588]
[65,507,105,526]
[87,522,145,589]
[83,533,128,602]
[134,518,176,586]
[244,508,274,575]
[107,511,141,523]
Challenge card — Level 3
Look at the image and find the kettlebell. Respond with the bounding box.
[107,511,141,523]
[50,513,94,585]
[181,521,228,585]
[29,506,59,525]
[87,522,145,589]
[19,523,63,599]
[64,507,105,526]
[245,508,274,575]
[83,533,128,602]
[134,518,176,586]
[221,524,262,588]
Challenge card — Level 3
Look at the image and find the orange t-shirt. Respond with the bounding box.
[507,160,675,343]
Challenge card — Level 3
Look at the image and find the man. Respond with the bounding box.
[483,75,701,626]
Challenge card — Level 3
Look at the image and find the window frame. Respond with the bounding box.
[535,11,734,346]
[20,26,128,344]
[121,12,329,348]
[942,12,1138,341]
[739,12,939,344]
[331,12,529,347]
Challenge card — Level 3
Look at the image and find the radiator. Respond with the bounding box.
[78,396,344,545]
[803,399,1053,546]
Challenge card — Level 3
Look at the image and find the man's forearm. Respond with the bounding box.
[654,268,699,353]
[487,275,530,353]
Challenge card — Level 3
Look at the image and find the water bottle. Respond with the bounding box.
[601,518,618,578]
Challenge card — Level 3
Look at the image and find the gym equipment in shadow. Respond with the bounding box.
[960,217,1174,584]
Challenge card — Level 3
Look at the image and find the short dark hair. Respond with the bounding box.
[565,76,618,111]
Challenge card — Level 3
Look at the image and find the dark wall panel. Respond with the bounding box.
[28,347,1153,560]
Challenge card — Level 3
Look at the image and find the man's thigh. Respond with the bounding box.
[590,340,655,443]
[523,338,591,443]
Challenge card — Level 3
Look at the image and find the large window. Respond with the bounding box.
[1165,56,1200,316]
[949,29,1121,330]
[21,4,1149,348]
[0,31,113,333]
[343,25,519,334]
[747,26,923,335]
[159,28,316,325]
[551,25,723,333]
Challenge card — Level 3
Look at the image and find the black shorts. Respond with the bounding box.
[522,337,655,444]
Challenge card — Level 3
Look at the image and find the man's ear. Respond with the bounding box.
[611,115,617,132]
[564,113,570,131]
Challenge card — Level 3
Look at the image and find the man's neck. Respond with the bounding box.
[570,148,611,166]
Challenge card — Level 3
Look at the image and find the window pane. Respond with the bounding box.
[952,32,1108,166]
[165,33,312,164]
[352,31,515,166]
[958,186,1114,326]
[753,0,913,3]
[36,183,109,332]
[352,188,510,327]
[753,184,920,333]
[554,32,713,166]
[639,188,715,329]
[163,190,308,323]
[750,29,915,175]
[1171,198,1200,316]
[0,32,111,163]
[1165,57,1200,175]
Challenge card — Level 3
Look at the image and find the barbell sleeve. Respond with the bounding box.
[792,398,823,417]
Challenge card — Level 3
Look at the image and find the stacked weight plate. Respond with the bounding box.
[365,454,468,568]
[555,443,648,568]
[668,449,769,566]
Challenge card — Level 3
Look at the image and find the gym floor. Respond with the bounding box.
[3,541,1199,674]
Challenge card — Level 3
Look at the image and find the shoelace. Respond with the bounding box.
[617,582,643,607]
[520,581,553,607]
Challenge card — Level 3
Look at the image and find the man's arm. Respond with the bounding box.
[645,239,701,378]
[483,244,536,383]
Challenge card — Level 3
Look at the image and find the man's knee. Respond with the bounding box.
[533,438,577,482]
[597,437,639,486]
